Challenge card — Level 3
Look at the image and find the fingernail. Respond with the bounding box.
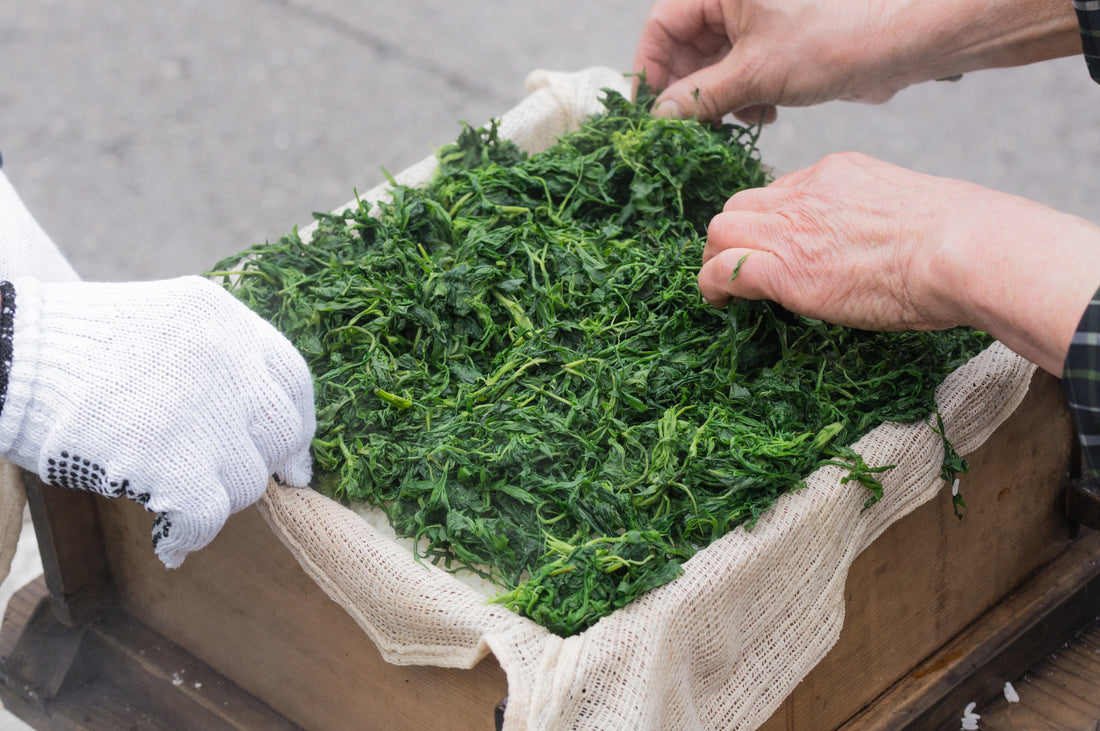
[654,99,683,119]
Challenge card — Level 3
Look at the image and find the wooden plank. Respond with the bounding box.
[982,675,1100,730]
[980,612,1100,730]
[1047,646,1100,672]
[1066,477,1100,530]
[838,530,1100,730]
[0,575,46,660]
[87,605,302,730]
[760,370,1076,730]
[22,472,108,627]
[979,699,1071,731]
[96,496,509,731]
[1021,676,1097,724]
[0,578,302,730]
[1035,654,1100,697]
[0,580,90,709]
[1080,625,1100,645]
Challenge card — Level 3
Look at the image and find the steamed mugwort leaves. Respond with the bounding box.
[210,82,991,636]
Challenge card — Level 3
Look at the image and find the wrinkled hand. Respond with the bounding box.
[701,153,959,330]
[633,0,919,123]
[0,276,316,567]
[700,152,1100,375]
[632,0,1078,122]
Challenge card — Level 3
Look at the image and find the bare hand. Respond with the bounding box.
[633,0,1078,122]
[633,0,920,123]
[700,152,1100,374]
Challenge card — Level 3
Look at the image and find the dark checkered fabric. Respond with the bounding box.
[1075,0,1100,83]
[1064,286,1100,477]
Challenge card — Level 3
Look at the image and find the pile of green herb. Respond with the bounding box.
[210,84,989,636]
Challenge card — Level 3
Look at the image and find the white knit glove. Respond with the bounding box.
[0,171,80,282]
[0,276,316,567]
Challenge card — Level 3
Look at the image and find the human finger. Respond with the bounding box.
[703,206,784,268]
[245,376,310,494]
[698,246,778,307]
[148,472,233,569]
[732,104,778,126]
[721,185,785,214]
[653,56,755,120]
[761,164,821,191]
[246,310,317,487]
[633,0,729,91]
[276,447,314,489]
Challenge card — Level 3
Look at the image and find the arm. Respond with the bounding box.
[633,0,1081,122]
[699,152,1100,376]
[0,170,79,282]
[1,168,316,567]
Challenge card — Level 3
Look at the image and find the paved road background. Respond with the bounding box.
[4,1,1098,283]
[0,1,1097,728]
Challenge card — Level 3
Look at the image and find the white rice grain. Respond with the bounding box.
[960,701,980,730]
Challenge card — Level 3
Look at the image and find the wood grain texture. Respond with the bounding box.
[22,471,108,627]
[0,577,301,730]
[980,616,1100,731]
[96,495,508,731]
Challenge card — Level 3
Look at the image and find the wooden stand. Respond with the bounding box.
[0,370,1094,730]
[1,472,507,731]
[0,577,300,730]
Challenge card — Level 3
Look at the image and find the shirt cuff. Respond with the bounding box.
[1063,284,1100,478]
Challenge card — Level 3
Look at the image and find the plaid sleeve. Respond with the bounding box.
[1064,285,1100,478]
[1075,0,1100,83]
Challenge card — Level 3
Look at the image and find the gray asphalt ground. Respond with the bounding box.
[0,1,1098,728]
[4,1,1099,283]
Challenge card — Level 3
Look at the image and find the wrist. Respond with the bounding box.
[873,0,1079,86]
[928,192,1100,375]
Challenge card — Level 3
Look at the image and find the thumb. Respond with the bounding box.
[653,56,757,121]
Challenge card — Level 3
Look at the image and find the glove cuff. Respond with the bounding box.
[0,278,44,460]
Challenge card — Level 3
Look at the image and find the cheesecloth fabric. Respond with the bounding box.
[257,67,1037,730]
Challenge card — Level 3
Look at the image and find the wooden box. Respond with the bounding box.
[0,369,1096,730]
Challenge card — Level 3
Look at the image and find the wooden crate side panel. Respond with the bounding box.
[761,370,1075,731]
[96,499,508,731]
